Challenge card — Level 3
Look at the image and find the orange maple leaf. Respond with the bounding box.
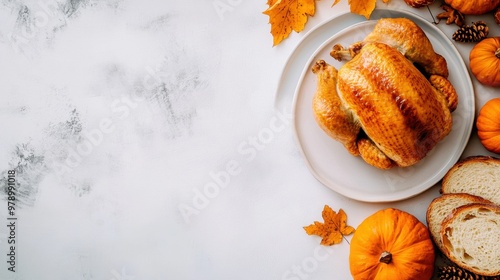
[333,0,390,19]
[263,0,317,46]
[304,205,355,246]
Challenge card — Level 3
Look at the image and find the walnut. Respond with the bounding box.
[404,0,434,8]
[437,4,465,27]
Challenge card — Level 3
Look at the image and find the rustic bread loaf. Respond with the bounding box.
[440,203,500,276]
[426,193,491,254]
[441,156,500,205]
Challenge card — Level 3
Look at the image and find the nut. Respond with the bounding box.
[404,0,434,8]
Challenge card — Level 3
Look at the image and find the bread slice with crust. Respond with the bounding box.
[440,203,500,276]
[426,193,492,255]
[441,156,500,205]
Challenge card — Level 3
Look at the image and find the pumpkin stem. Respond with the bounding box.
[379,251,392,264]
[495,48,500,59]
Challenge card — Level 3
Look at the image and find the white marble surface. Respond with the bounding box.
[0,0,498,279]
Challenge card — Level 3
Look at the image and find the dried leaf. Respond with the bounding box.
[304,205,355,246]
[263,0,317,46]
[436,4,465,27]
[332,0,389,19]
[348,0,377,19]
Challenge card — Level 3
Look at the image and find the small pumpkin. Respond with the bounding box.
[444,0,500,15]
[477,98,500,154]
[349,208,435,280]
[469,37,500,87]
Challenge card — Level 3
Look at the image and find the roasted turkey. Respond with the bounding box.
[312,18,458,169]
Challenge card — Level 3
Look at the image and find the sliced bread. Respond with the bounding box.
[441,156,500,205]
[426,193,492,254]
[440,203,500,276]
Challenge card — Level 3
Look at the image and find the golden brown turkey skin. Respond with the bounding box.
[363,17,449,78]
[312,60,360,155]
[337,42,453,167]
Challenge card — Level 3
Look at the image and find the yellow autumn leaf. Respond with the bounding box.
[348,0,377,19]
[304,205,355,246]
[264,0,390,45]
[263,0,317,46]
[332,0,390,19]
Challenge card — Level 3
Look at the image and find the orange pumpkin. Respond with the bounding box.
[470,37,500,87]
[477,98,500,154]
[444,0,500,14]
[349,208,435,280]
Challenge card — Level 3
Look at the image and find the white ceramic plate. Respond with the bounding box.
[288,10,474,202]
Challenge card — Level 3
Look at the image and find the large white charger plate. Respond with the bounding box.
[283,9,474,202]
